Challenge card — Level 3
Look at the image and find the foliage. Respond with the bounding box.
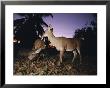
[74,14,97,57]
[14,13,53,49]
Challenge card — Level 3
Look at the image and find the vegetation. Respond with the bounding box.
[14,52,97,75]
[73,14,97,73]
[14,13,53,49]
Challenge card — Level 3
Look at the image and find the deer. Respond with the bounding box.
[28,39,46,60]
[42,25,82,66]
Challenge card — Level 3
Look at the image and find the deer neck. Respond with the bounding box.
[47,32,56,45]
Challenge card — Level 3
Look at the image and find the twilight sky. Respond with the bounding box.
[14,13,96,38]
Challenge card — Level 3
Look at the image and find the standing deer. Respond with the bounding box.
[42,25,81,66]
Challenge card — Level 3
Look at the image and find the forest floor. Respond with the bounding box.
[13,49,97,75]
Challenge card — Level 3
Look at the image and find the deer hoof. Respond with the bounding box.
[56,61,61,66]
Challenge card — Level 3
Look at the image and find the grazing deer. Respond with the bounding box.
[28,39,46,60]
[42,25,81,66]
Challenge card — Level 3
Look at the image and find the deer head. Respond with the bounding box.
[42,24,53,39]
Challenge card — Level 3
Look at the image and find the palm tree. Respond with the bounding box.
[14,13,53,49]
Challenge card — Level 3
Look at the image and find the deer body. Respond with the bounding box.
[42,26,81,66]
[48,36,79,51]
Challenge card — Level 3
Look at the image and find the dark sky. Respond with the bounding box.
[14,13,96,38]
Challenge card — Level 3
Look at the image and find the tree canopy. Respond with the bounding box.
[14,13,53,49]
[74,14,97,57]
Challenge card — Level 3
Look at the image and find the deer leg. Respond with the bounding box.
[77,48,82,64]
[72,50,77,63]
[60,51,64,63]
[35,48,42,54]
[28,48,42,60]
[57,51,64,66]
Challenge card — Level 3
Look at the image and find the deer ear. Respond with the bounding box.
[50,28,53,32]
[47,25,51,30]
